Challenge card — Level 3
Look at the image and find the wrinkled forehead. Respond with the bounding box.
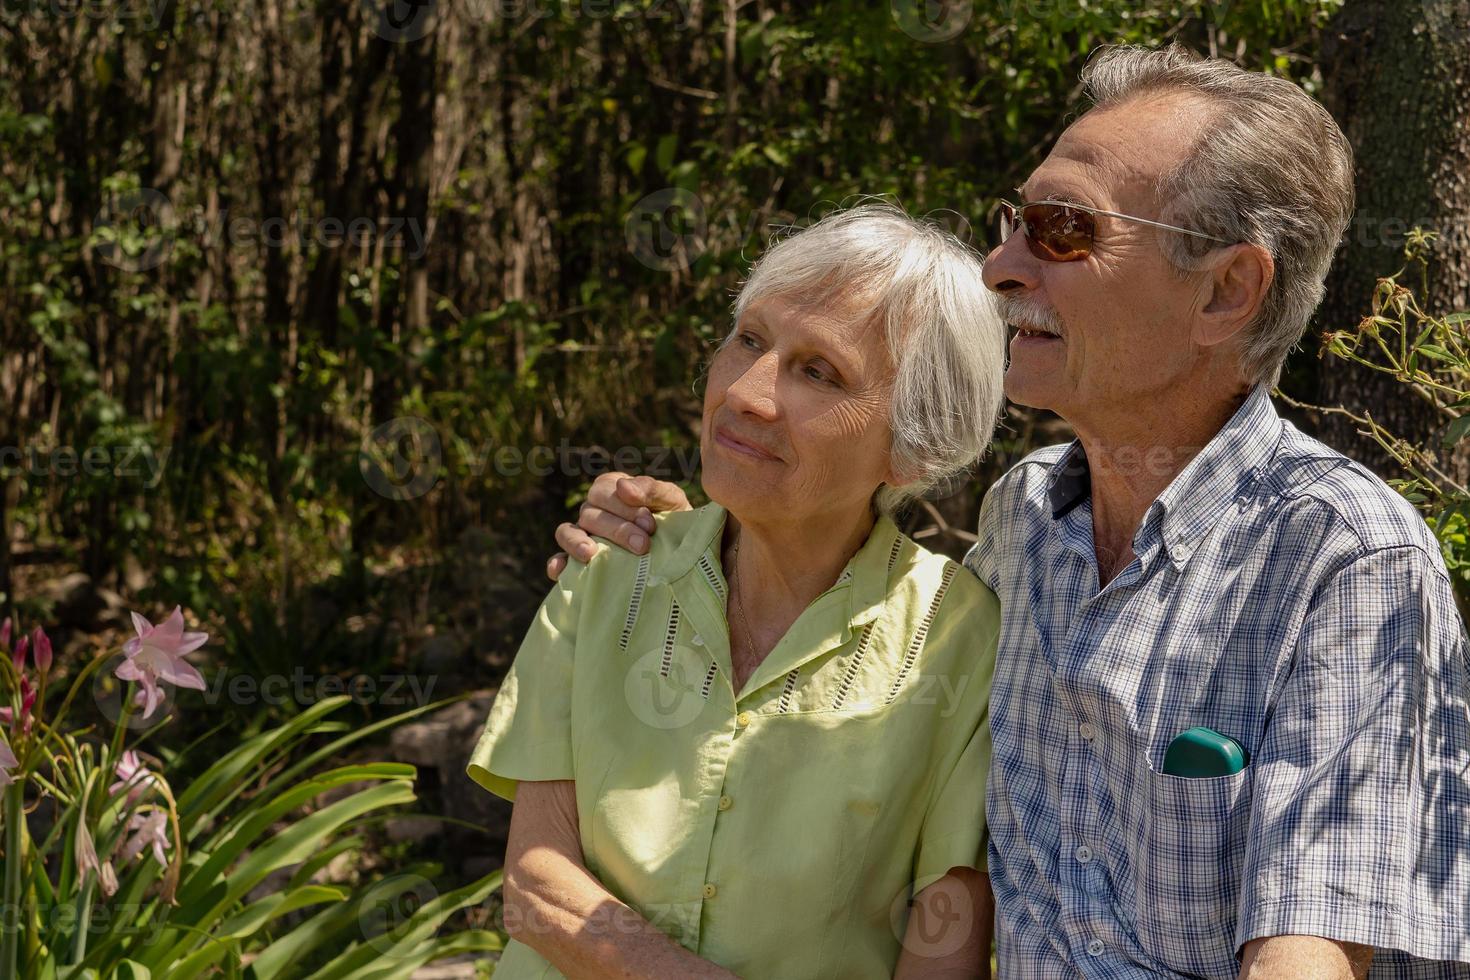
[740,290,892,363]
[1021,94,1214,213]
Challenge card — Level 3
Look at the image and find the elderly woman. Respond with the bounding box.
[468,203,1007,978]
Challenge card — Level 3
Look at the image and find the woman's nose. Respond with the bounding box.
[725,352,780,419]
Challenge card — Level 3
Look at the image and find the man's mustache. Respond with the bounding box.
[996,295,1065,335]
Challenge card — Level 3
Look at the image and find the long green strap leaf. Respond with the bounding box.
[140,780,415,970]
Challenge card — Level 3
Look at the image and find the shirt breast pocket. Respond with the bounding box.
[1134,763,1253,979]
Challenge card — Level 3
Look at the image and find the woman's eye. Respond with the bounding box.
[739,333,762,350]
[804,365,836,385]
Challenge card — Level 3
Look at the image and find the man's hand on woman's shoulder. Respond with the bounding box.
[548,472,692,581]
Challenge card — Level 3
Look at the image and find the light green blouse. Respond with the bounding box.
[468,503,999,978]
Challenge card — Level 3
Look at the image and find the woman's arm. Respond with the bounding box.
[503,779,739,979]
[893,867,993,980]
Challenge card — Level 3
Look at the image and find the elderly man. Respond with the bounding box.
[549,45,1470,979]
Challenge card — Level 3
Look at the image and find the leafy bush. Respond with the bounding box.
[0,611,503,979]
[1312,230,1470,606]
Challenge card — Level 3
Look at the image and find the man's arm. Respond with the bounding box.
[1233,545,1470,970]
[894,867,994,980]
[548,473,691,580]
[1237,935,1372,980]
[504,779,737,979]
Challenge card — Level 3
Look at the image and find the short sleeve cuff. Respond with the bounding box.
[1238,896,1470,965]
[466,734,574,802]
[914,827,988,886]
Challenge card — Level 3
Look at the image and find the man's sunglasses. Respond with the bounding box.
[998,200,1232,263]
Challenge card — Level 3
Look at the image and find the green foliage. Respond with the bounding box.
[0,624,502,978]
[1314,229,1470,604]
[0,1,1341,614]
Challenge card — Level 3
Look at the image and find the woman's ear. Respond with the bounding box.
[883,457,921,493]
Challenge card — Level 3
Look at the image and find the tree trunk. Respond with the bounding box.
[1316,0,1470,478]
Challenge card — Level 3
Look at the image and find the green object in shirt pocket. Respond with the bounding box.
[1161,726,1249,778]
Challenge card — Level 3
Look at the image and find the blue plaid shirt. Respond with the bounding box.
[966,385,1470,979]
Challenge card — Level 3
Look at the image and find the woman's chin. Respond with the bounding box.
[701,471,779,520]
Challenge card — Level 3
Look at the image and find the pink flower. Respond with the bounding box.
[110,750,157,806]
[75,820,119,897]
[31,627,51,674]
[115,607,208,720]
[7,677,35,736]
[11,634,27,673]
[0,736,17,788]
[119,809,170,867]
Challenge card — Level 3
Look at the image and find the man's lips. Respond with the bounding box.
[714,426,782,462]
[1010,324,1063,343]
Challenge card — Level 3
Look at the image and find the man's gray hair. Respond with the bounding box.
[1081,44,1355,387]
[727,202,1007,515]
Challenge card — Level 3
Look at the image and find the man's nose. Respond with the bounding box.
[983,236,1041,295]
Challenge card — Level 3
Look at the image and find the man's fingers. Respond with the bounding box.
[615,475,691,516]
[546,552,569,582]
[573,505,650,555]
[554,521,603,564]
[586,471,638,520]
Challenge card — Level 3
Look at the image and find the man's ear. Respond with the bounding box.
[1194,242,1274,347]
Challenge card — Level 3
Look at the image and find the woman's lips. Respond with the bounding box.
[714,427,782,462]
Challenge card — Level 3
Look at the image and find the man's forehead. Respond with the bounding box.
[1022,96,1210,204]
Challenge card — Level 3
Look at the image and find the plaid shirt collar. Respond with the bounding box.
[1045,383,1284,567]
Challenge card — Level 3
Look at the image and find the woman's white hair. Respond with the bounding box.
[726,202,1007,515]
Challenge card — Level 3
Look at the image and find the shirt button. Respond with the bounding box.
[692,634,705,646]
[1086,939,1104,957]
[735,711,752,728]
[718,795,733,811]
[1078,723,1096,740]
[1075,845,1093,864]
[702,883,718,899]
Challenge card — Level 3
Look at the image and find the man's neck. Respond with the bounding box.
[1069,384,1252,583]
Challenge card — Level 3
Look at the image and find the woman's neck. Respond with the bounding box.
[721,502,877,685]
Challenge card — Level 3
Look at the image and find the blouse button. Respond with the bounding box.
[718,795,733,811]
[735,711,752,728]
[692,634,705,646]
[702,883,718,899]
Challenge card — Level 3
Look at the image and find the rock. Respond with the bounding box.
[411,953,487,979]
[389,691,511,865]
[246,864,298,905]
[420,634,461,674]
[386,815,441,843]
[120,553,149,595]
[389,691,495,769]
[92,586,130,628]
[41,572,106,630]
